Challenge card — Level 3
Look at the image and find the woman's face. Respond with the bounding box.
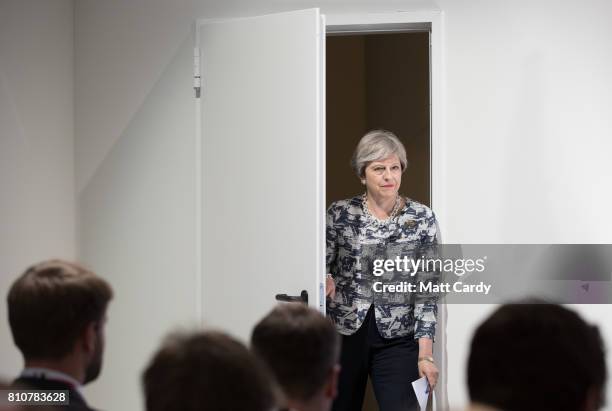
[363,154,402,199]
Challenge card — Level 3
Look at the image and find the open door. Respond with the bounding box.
[197,8,325,340]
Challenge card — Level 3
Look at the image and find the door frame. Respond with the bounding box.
[326,11,446,228]
[325,11,448,411]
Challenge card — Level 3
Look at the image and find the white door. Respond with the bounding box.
[197,8,325,340]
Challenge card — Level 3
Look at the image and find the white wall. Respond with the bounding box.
[438,0,612,244]
[74,0,201,192]
[77,35,197,411]
[73,0,612,410]
[437,0,612,407]
[74,2,200,409]
[0,0,75,380]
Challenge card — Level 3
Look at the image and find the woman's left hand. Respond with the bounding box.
[418,359,439,390]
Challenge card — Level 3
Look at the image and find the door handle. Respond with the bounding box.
[275,290,308,305]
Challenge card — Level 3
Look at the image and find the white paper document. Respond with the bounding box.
[411,376,436,411]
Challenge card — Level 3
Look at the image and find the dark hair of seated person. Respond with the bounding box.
[7,259,113,360]
[468,301,606,411]
[143,331,275,411]
[251,303,340,404]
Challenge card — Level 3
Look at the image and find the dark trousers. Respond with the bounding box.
[332,305,420,411]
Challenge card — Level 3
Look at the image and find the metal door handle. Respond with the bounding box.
[275,290,308,305]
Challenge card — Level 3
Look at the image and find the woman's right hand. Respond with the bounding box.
[326,274,336,299]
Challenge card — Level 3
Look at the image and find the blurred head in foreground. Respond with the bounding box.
[143,331,275,411]
[468,301,606,411]
[251,304,341,411]
[7,259,113,385]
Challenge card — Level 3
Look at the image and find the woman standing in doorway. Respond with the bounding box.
[326,130,439,411]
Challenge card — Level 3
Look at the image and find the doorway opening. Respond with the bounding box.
[326,29,432,411]
[326,30,431,207]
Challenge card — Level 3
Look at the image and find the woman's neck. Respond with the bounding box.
[366,192,399,219]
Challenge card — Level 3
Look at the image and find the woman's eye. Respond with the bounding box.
[392,166,400,171]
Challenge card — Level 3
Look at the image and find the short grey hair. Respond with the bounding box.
[351,130,408,178]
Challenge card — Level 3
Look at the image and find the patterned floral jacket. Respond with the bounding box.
[326,195,439,339]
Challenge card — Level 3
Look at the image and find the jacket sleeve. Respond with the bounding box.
[326,204,338,276]
[414,209,439,340]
